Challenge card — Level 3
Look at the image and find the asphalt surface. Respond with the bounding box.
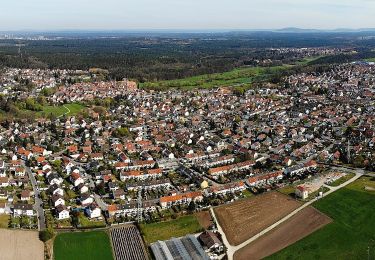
[24,162,46,231]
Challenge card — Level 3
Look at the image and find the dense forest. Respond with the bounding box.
[1,31,375,82]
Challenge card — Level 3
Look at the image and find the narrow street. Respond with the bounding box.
[23,162,46,231]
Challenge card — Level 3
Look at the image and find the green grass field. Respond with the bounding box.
[241,189,254,198]
[140,55,324,90]
[140,65,291,90]
[365,58,375,62]
[140,215,203,244]
[78,215,106,228]
[268,176,375,259]
[54,231,113,260]
[328,173,356,187]
[277,185,296,197]
[38,103,85,117]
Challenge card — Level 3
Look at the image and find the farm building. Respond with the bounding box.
[198,230,224,253]
[295,185,309,199]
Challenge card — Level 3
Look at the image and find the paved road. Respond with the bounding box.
[94,194,108,211]
[24,162,46,231]
[212,167,364,260]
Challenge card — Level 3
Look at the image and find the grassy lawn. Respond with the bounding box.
[328,173,356,187]
[140,65,291,90]
[242,189,254,198]
[78,215,106,228]
[0,214,9,228]
[37,103,85,117]
[277,185,296,197]
[365,58,375,62]
[140,215,203,244]
[54,231,113,260]
[346,176,375,193]
[140,55,327,90]
[268,177,375,260]
[296,55,325,65]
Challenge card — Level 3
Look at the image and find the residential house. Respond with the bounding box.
[52,194,65,207]
[13,203,34,217]
[20,190,31,201]
[56,205,70,220]
[85,204,101,218]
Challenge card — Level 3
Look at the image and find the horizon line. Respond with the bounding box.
[1,27,375,34]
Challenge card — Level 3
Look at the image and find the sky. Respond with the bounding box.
[1,0,375,31]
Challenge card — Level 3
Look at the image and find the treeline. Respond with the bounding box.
[2,32,374,82]
[310,50,375,65]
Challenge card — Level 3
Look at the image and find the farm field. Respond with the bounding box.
[0,229,44,260]
[140,215,203,244]
[234,207,331,260]
[268,177,375,259]
[195,210,213,230]
[54,231,113,260]
[214,191,301,246]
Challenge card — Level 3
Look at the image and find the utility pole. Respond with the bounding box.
[137,187,143,223]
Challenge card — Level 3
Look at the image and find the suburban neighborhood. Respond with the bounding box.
[0,55,374,259]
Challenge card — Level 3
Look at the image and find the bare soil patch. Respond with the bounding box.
[214,191,301,246]
[234,206,332,260]
[0,229,44,260]
[195,211,213,229]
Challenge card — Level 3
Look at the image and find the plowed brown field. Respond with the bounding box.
[234,206,332,260]
[214,191,301,246]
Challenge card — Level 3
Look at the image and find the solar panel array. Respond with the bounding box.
[110,226,148,260]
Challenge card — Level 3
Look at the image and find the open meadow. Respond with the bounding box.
[140,65,290,90]
[37,103,85,118]
[140,215,203,244]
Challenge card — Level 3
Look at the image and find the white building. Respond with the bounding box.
[56,205,70,220]
[86,204,101,219]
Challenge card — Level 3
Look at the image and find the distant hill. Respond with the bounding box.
[275,27,321,33]
[275,27,375,33]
